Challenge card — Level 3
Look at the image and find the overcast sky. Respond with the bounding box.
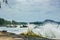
[0,0,60,22]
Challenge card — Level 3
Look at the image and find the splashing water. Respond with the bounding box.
[0,22,60,39]
[26,22,60,39]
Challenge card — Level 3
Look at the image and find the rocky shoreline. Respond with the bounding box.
[0,31,59,40]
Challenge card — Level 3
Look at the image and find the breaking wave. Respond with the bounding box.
[27,22,60,39]
[0,20,60,39]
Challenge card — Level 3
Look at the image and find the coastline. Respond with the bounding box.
[0,31,25,40]
[0,31,58,40]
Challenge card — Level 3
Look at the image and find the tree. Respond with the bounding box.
[0,18,5,25]
[0,18,11,26]
[12,20,17,24]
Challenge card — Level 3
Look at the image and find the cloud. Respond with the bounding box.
[0,0,60,22]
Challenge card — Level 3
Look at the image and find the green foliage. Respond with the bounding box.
[0,18,5,25]
[0,18,27,26]
[12,20,17,24]
[20,30,43,38]
[30,22,43,25]
[0,18,11,26]
[18,22,27,25]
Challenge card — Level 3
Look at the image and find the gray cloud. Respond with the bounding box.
[0,0,60,22]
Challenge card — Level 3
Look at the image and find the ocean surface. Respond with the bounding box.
[0,23,60,39]
[0,27,28,34]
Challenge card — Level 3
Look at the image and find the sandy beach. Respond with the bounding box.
[0,31,24,40]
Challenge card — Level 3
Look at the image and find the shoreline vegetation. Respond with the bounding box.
[0,18,60,40]
[0,18,27,26]
[0,17,60,27]
[20,30,44,38]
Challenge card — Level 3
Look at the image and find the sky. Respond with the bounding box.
[0,0,60,22]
